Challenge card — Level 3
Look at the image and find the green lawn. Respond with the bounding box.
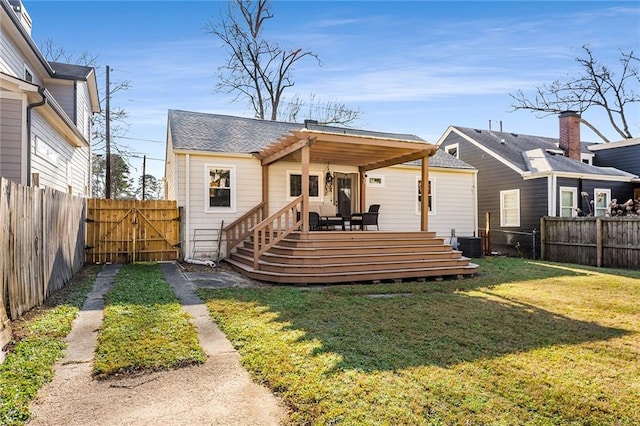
[94,263,205,377]
[198,257,640,425]
[0,265,101,426]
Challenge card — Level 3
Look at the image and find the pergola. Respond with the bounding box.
[253,128,439,232]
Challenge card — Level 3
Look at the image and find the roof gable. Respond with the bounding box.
[440,126,635,179]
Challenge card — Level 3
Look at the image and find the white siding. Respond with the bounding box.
[0,25,24,76]
[30,110,88,195]
[173,151,477,259]
[365,165,477,237]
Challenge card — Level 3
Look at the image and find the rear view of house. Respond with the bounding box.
[165,110,479,283]
[0,0,100,194]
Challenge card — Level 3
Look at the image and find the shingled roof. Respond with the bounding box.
[450,126,632,177]
[168,110,474,170]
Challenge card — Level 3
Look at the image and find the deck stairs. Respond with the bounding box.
[224,230,478,284]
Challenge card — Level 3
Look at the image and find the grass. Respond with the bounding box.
[93,263,205,377]
[0,265,101,426]
[198,257,640,425]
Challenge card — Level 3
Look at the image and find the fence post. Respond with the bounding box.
[540,217,546,261]
[596,217,603,267]
[532,228,537,260]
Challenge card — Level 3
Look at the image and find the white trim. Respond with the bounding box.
[521,170,636,182]
[500,189,520,227]
[205,164,236,213]
[559,186,578,217]
[185,154,190,258]
[173,149,255,159]
[286,170,323,202]
[588,138,640,151]
[366,174,385,188]
[444,143,459,159]
[594,188,611,217]
[547,175,556,216]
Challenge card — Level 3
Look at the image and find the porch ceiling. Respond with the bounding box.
[254,129,439,172]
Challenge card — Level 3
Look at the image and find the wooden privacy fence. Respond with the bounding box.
[0,178,85,329]
[85,199,180,264]
[541,216,640,269]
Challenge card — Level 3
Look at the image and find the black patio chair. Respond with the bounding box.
[351,204,380,230]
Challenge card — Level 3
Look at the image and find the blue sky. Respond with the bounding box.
[24,1,640,179]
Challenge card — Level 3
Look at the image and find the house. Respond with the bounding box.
[165,110,478,283]
[589,137,640,200]
[0,0,100,195]
[436,111,638,257]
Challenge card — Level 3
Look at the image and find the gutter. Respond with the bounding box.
[26,86,46,186]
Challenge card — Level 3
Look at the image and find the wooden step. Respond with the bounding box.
[236,248,463,265]
[230,252,472,274]
[289,230,437,240]
[244,243,453,257]
[225,258,478,285]
[274,236,446,248]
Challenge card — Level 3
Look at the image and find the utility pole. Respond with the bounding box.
[105,65,111,199]
[142,155,146,200]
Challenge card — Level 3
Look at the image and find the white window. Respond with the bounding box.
[366,174,385,188]
[287,171,322,201]
[581,153,594,165]
[594,188,611,217]
[205,165,235,212]
[444,143,459,159]
[559,187,577,217]
[416,177,434,214]
[34,136,59,164]
[500,189,520,227]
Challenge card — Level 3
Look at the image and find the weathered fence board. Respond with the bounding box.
[541,216,640,269]
[85,199,180,264]
[0,178,85,324]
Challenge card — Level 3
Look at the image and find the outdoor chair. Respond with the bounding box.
[351,204,380,230]
[297,211,321,231]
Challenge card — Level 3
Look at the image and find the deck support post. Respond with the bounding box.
[420,155,429,231]
[301,143,310,233]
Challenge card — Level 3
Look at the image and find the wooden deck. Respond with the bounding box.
[224,231,478,284]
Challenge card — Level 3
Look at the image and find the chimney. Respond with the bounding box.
[559,111,581,161]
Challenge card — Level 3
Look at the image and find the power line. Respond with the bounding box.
[120,136,165,144]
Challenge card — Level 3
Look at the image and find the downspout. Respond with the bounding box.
[26,87,47,186]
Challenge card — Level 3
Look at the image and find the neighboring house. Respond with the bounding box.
[165,110,477,260]
[436,111,638,257]
[589,137,640,200]
[0,0,100,195]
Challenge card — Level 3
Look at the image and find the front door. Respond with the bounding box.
[334,173,358,217]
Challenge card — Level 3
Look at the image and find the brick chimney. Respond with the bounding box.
[559,111,581,161]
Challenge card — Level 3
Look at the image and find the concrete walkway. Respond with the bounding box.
[29,262,287,426]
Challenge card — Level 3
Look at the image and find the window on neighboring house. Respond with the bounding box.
[594,188,611,217]
[287,171,321,201]
[444,143,459,159]
[24,66,33,83]
[205,165,235,211]
[559,187,577,217]
[416,178,434,214]
[500,189,520,227]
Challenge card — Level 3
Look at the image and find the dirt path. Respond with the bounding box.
[28,263,287,426]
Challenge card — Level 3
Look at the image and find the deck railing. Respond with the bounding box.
[252,196,303,269]
[223,202,265,257]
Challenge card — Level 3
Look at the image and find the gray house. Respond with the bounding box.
[436,112,638,257]
[590,137,640,200]
[0,0,100,194]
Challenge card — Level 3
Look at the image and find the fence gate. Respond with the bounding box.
[85,199,180,264]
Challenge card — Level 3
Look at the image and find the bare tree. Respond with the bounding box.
[283,93,362,126]
[205,0,361,125]
[510,45,639,142]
